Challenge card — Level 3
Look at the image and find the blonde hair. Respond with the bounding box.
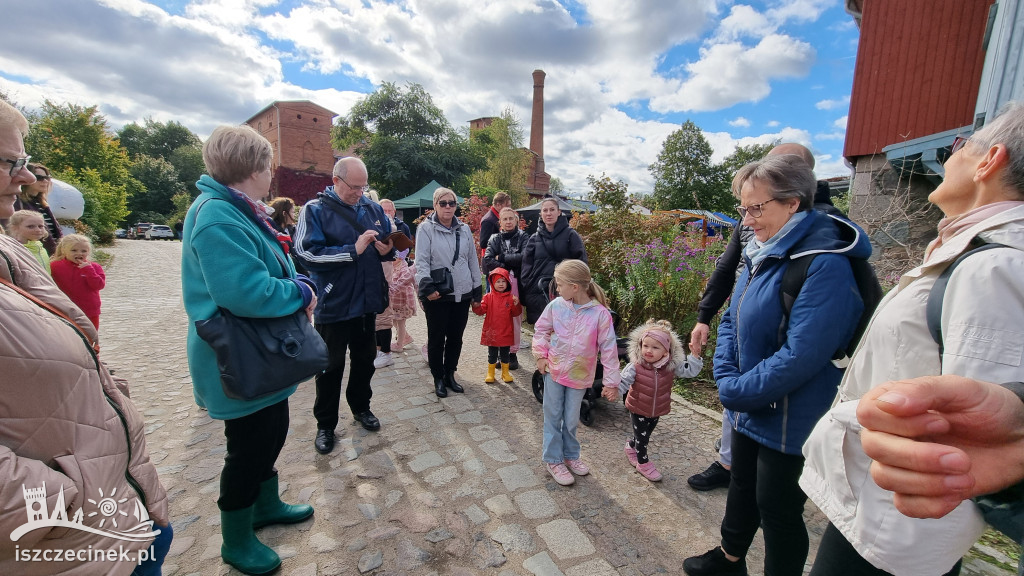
[202,125,272,185]
[0,99,29,137]
[52,234,92,262]
[7,210,48,239]
[432,187,457,205]
[553,259,608,308]
[626,319,686,370]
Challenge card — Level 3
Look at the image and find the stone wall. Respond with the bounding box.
[848,153,942,282]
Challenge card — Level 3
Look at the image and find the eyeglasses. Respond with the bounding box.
[736,198,778,219]
[33,174,50,181]
[1,155,31,177]
[437,200,457,208]
[338,176,369,194]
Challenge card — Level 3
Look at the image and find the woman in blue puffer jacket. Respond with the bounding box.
[684,155,870,576]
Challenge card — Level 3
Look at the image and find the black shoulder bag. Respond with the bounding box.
[429,223,460,296]
[192,198,329,401]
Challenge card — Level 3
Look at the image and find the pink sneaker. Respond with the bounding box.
[564,458,590,476]
[636,461,662,482]
[624,443,639,467]
[546,462,575,486]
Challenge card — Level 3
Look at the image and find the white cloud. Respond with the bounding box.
[651,34,815,113]
[716,4,773,40]
[816,95,851,110]
[729,116,751,127]
[815,132,846,141]
[815,154,852,178]
[704,126,812,163]
[834,115,848,129]
[766,120,780,127]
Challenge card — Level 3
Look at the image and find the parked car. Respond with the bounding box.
[130,223,153,239]
[114,228,128,239]
[145,225,175,240]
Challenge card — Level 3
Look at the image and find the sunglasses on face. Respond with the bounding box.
[437,200,457,208]
[33,174,50,181]
[1,155,31,177]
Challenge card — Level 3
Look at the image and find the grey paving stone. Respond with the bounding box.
[480,439,518,462]
[310,532,339,553]
[565,558,618,576]
[396,406,429,420]
[483,494,516,517]
[536,519,595,560]
[523,551,565,576]
[408,451,445,473]
[464,504,489,525]
[515,489,558,519]
[468,424,501,441]
[490,523,537,554]
[358,550,383,573]
[497,464,542,491]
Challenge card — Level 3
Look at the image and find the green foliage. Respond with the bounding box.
[649,120,727,212]
[605,229,726,336]
[166,192,194,229]
[719,141,777,176]
[62,168,129,242]
[22,101,132,237]
[117,118,201,161]
[168,145,205,194]
[831,190,851,215]
[572,210,679,286]
[548,177,564,195]
[331,82,484,198]
[586,173,628,212]
[469,108,530,206]
[128,155,186,222]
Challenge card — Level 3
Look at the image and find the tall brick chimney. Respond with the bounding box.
[530,69,546,182]
[530,69,545,160]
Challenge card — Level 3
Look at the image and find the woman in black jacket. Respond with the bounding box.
[520,197,588,324]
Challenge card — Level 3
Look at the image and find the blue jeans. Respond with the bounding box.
[541,373,586,463]
[131,522,173,576]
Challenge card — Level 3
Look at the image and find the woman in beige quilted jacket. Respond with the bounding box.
[0,100,170,575]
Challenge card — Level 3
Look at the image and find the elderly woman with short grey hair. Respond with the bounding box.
[415,187,482,397]
[684,154,872,576]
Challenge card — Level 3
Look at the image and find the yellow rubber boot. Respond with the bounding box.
[501,363,514,383]
[485,364,496,383]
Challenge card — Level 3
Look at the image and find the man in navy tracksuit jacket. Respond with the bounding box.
[294,157,394,454]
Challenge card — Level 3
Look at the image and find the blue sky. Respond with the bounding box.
[0,0,859,196]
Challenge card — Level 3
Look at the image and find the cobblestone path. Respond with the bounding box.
[97,239,1008,576]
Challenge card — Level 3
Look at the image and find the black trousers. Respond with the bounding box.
[314,315,376,430]
[720,430,808,576]
[487,346,510,364]
[376,328,392,353]
[219,399,289,511]
[809,522,962,576]
[422,298,471,379]
[628,412,659,464]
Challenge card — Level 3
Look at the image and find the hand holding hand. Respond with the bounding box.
[536,358,548,374]
[512,296,519,306]
[427,291,441,301]
[857,375,1024,519]
[690,322,710,356]
[602,386,620,402]
[354,229,378,254]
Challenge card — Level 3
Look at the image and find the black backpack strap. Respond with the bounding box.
[778,254,815,346]
[321,197,367,234]
[927,241,1008,356]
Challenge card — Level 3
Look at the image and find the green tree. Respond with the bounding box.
[117,118,201,161]
[24,101,133,238]
[128,155,185,222]
[168,145,205,193]
[586,173,629,212]
[649,120,728,212]
[469,108,531,206]
[331,82,484,198]
[719,141,777,176]
[549,177,564,195]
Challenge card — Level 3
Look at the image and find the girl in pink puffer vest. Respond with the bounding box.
[532,260,620,487]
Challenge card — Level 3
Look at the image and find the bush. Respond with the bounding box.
[605,228,726,338]
[572,209,679,286]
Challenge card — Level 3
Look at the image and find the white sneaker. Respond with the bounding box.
[373,351,394,369]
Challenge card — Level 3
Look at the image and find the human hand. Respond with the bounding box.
[602,386,619,402]
[536,358,548,374]
[512,296,519,306]
[857,375,1024,519]
[305,294,317,322]
[354,229,378,254]
[427,291,441,301]
[374,237,394,255]
[690,323,710,356]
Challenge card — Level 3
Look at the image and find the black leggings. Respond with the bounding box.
[487,346,510,364]
[376,328,392,353]
[628,412,659,464]
[219,399,289,511]
[809,522,962,576]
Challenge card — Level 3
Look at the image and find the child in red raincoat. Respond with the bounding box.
[472,267,523,383]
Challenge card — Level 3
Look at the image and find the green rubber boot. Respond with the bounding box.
[252,474,314,529]
[220,507,281,575]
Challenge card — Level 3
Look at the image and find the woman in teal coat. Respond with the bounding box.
[181,125,317,575]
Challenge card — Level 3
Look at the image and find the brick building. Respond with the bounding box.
[245,100,338,204]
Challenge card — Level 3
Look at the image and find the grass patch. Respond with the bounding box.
[673,377,723,413]
[967,527,1021,572]
[93,249,113,268]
